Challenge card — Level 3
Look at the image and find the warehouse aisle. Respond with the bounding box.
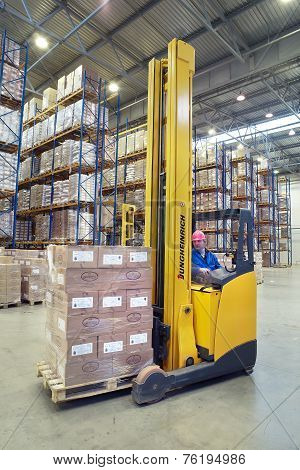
[0,267,299,450]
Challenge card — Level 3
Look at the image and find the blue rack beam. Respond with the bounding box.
[0,30,28,247]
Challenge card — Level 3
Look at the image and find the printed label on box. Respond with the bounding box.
[24,276,28,282]
[130,296,148,308]
[72,342,93,356]
[72,250,94,262]
[102,296,122,308]
[103,254,123,265]
[58,318,65,332]
[57,273,64,285]
[130,333,148,345]
[31,285,38,291]
[103,341,123,354]
[25,261,30,266]
[46,291,52,303]
[72,297,93,309]
[130,251,148,263]
[32,268,39,275]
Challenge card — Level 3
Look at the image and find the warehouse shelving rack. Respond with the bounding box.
[98,85,120,245]
[17,73,118,246]
[275,176,292,267]
[99,118,147,245]
[257,164,276,266]
[193,138,230,252]
[230,146,257,252]
[0,30,28,248]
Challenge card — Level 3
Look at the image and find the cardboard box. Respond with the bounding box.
[113,349,153,377]
[97,246,127,268]
[98,333,127,359]
[114,310,153,331]
[126,288,152,312]
[0,256,14,264]
[56,357,113,387]
[48,245,98,269]
[47,307,114,338]
[50,267,152,292]
[46,289,98,315]
[126,327,152,352]
[46,328,98,362]
[126,247,152,268]
[98,289,126,314]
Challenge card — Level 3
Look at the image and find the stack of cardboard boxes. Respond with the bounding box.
[0,256,21,306]
[17,258,48,304]
[45,245,153,386]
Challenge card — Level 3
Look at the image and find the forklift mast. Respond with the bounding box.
[144,39,198,371]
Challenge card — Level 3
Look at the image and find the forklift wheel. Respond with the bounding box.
[131,365,171,405]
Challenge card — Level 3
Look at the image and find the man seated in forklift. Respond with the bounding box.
[191,230,221,282]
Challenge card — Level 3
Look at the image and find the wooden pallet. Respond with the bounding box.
[36,361,134,403]
[22,299,45,306]
[0,301,21,310]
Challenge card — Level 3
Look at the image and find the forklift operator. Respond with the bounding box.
[191,230,221,279]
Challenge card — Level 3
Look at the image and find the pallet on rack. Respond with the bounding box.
[36,361,134,403]
[0,301,21,310]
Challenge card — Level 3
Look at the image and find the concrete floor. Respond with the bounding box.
[0,267,299,450]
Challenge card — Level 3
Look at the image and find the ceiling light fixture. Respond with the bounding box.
[108,82,119,93]
[208,128,216,136]
[35,35,48,49]
[265,112,273,118]
[289,129,295,136]
[273,169,279,174]
[236,92,246,102]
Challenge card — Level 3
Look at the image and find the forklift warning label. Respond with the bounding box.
[178,214,185,280]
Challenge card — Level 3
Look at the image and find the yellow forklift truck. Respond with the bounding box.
[131,39,257,405]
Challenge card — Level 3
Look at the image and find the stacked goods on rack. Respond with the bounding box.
[0,107,20,144]
[30,184,51,208]
[118,128,147,158]
[45,245,153,386]
[34,214,50,241]
[0,33,27,246]
[194,142,230,251]
[231,146,258,251]
[276,177,292,266]
[0,35,21,101]
[17,65,112,246]
[0,152,17,191]
[57,65,99,100]
[15,220,33,241]
[0,256,21,306]
[22,100,105,152]
[257,160,276,267]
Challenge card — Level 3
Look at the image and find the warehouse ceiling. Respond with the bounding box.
[1,0,300,173]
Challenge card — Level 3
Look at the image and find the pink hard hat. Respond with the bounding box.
[192,230,206,241]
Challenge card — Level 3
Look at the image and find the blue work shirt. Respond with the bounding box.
[192,248,221,276]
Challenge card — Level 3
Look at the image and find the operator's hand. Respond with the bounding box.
[199,268,210,275]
